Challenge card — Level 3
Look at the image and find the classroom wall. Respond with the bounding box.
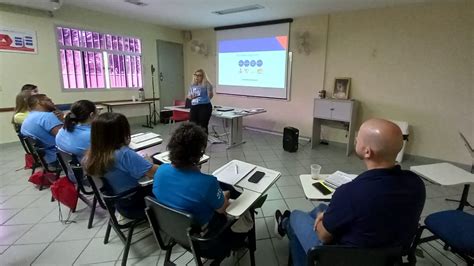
[0,4,182,143]
[184,1,473,165]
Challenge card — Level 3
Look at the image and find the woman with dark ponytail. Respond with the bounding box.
[56,100,97,160]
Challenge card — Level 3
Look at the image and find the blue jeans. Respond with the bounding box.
[283,203,328,266]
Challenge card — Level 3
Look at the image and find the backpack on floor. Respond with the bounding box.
[24,154,35,169]
[28,171,56,187]
[51,176,78,211]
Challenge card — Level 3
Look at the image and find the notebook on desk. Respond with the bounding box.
[213,160,256,186]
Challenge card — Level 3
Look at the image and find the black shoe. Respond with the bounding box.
[274,209,287,239]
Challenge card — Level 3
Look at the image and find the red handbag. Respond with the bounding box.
[51,176,78,211]
[24,154,34,169]
[28,171,56,186]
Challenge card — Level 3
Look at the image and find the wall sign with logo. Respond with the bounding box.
[0,27,37,54]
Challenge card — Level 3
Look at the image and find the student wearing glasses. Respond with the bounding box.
[11,84,40,130]
[20,94,63,167]
[187,69,213,134]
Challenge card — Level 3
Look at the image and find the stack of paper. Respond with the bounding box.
[131,132,160,143]
[323,171,357,189]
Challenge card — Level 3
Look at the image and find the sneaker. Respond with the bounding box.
[274,209,286,239]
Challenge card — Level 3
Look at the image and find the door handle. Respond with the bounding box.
[159,72,164,82]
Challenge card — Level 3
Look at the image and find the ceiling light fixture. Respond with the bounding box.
[212,4,264,15]
[124,0,148,7]
[50,0,62,11]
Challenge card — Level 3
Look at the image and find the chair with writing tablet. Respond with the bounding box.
[86,175,149,266]
[144,196,258,266]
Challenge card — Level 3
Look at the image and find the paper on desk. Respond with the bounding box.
[213,160,256,186]
[136,145,161,158]
[131,132,161,143]
[236,167,280,193]
[226,189,260,218]
[129,137,162,151]
[153,151,209,165]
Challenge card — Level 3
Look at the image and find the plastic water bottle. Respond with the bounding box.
[138,88,145,101]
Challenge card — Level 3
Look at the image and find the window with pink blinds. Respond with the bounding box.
[56,26,142,89]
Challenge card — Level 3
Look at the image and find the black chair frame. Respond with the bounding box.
[86,175,148,266]
[18,133,42,175]
[56,150,100,228]
[145,194,265,266]
[306,245,403,266]
[411,225,473,266]
[23,136,61,190]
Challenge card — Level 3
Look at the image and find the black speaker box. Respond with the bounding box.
[283,127,299,152]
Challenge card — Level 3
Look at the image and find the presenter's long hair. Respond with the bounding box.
[64,100,97,132]
[191,69,212,86]
[168,122,207,168]
[83,112,131,177]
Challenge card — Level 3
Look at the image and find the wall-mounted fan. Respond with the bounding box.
[190,40,208,56]
[296,31,311,55]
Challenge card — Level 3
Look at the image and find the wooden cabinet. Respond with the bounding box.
[312,99,358,156]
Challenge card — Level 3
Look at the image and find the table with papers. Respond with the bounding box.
[129,132,163,151]
[164,105,266,148]
[213,160,281,217]
[300,171,357,201]
[300,174,333,201]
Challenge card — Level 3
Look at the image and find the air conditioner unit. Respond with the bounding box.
[1,0,63,11]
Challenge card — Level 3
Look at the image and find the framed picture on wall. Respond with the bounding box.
[332,78,351,99]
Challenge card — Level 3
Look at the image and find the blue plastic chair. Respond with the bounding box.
[415,210,474,266]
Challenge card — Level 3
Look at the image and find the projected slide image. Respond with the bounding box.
[218,36,287,89]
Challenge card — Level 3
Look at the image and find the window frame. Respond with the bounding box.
[54,24,144,92]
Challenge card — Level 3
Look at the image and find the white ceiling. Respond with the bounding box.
[1,0,444,30]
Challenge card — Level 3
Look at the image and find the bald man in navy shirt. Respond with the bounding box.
[275,118,426,266]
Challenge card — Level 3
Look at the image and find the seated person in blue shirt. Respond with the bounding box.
[83,112,159,218]
[275,118,426,266]
[153,122,244,263]
[56,100,97,162]
[21,94,63,167]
